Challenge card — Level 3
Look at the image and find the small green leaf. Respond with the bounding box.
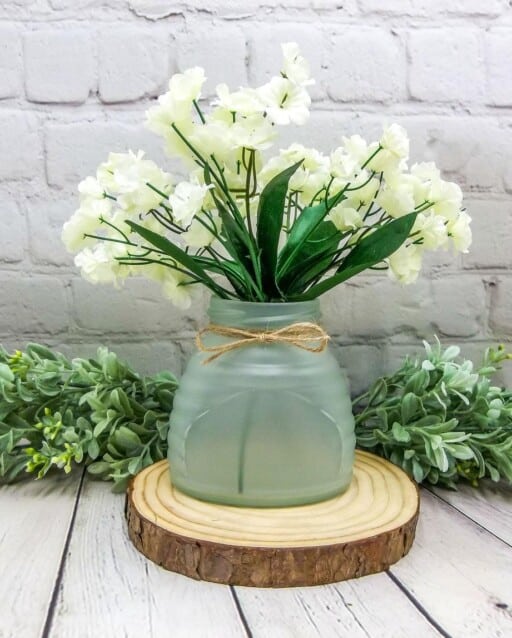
[392,422,411,443]
[401,392,420,424]
[87,461,111,476]
[87,438,100,460]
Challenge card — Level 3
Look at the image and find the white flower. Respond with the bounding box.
[145,91,195,138]
[387,244,423,284]
[429,179,463,220]
[367,125,409,175]
[342,135,372,165]
[188,118,234,161]
[213,84,263,116]
[328,204,363,232]
[230,115,276,151]
[182,213,220,248]
[411,162,440,183]
[330,147,359,180]
[74,244,126,285]
[168,67,206,102]
[161,274,193,309]
[258,154,291,188]
[62,198,112,253]
[281,42,314,87]
[448,210,472,253]
[259,144,330,204]
[145,68,205,159]
[147,264,193,309]
[62,214,95,252]
[281,144,327,173]
[78,176,103,201]
[377,181,416,218]
[257,77,311,126]
[414,212,449,250]
[168,180,211,226]
[349,174,380,205]
[96,151,172,214]
[380,124,409,160]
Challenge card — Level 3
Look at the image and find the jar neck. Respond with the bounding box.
[208,298,321,329]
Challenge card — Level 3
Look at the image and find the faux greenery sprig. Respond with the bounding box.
[355,339,512,488]
[0,344,177,492]
[1,340,511,491]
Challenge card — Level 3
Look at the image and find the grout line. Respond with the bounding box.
[385,570,453,638]
[424,487,512,549]
[40,468,87,638]
[229,586,254,638]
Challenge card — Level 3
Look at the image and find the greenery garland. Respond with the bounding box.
[1,340,511,491]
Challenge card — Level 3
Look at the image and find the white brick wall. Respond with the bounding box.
[1,0,512,394]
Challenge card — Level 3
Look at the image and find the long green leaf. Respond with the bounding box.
[293,212,418,300]
[194,256,247,297]
[276,189,347,282]
[256,160,303,297]
[278,221,342,294]
[215,201,263,300]
[124,221,228,297]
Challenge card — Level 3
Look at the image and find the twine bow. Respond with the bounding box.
[195,321,330,364]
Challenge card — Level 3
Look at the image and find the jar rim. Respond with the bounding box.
[209,297,320,310]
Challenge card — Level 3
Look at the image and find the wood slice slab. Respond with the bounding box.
[125,450,419,587]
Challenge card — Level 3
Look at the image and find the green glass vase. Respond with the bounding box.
[168,298,355,507]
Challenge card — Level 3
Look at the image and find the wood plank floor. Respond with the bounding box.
[1,473,511,638]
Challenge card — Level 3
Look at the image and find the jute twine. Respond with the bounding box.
[195,321,330,364]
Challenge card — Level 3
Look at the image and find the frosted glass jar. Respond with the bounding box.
[168,298,355,507]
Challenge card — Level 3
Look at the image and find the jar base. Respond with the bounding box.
[172,472,353,508]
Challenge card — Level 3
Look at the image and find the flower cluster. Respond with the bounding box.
[63,43,471,307]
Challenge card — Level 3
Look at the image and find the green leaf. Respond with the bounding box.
[128,456,143,475]
[256,160,303,297]
[279,221,342,295]
[87,461,111,476]
[392,421,411,443]
[404,369,430,395]
[87,438,100,460]
[124,220,228,298]
[0,364,14,383]
[194,256,247,297]
[293,212,419,300]
[216,201,260,294]
[113,426,142,452]
[26,343,59,361]
[368,378,388,406]
[412,458,426,483]
[401,392,420,424]
[277,191,346,283]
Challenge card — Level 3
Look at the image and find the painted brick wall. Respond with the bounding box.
[1,0,512,393]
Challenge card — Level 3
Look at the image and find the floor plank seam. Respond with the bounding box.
[230,586,254,638]
[424,488,512,549]
[40,469,87,638]
[385,570,452,638]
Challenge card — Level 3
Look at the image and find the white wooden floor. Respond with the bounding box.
[1,473,511,638]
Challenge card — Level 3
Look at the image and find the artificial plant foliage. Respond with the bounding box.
[355,339,512,488]
[0,344,177,492]
[1,340,511,491]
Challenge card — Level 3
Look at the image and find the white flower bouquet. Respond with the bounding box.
[62,43,471,308]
